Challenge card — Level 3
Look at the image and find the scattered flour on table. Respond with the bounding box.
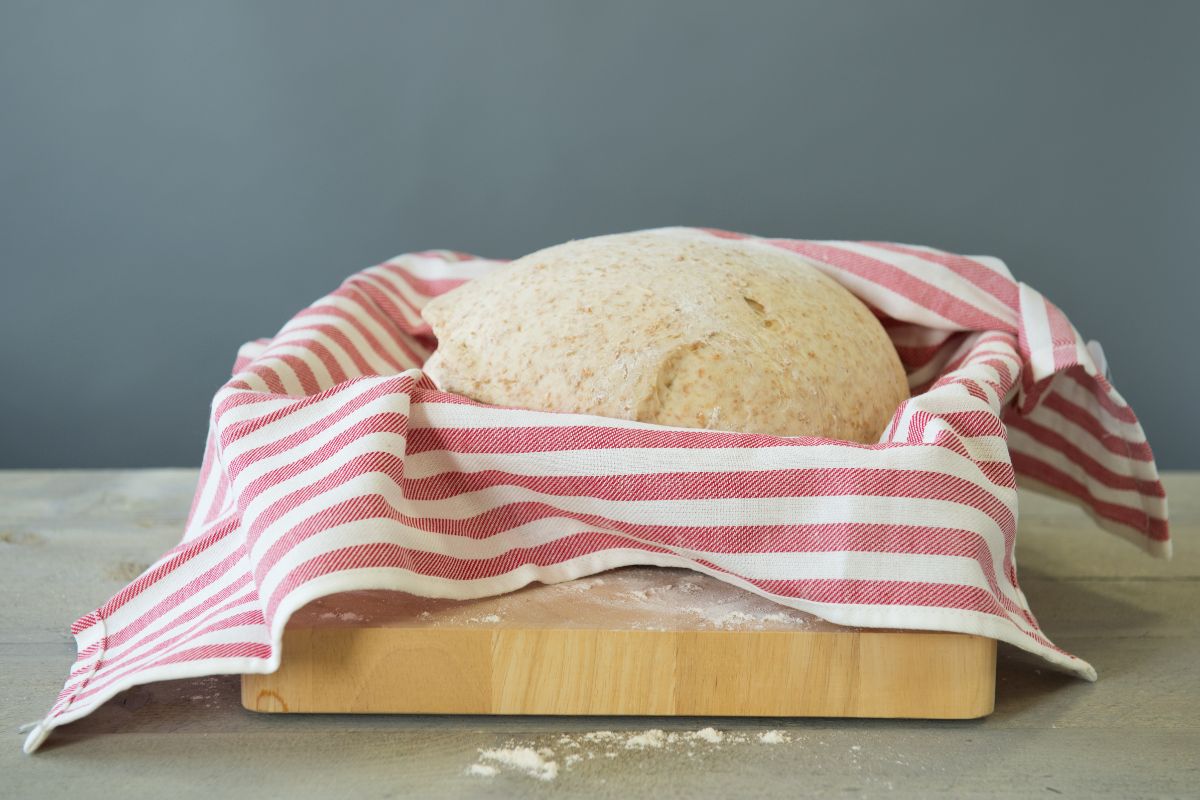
[474,746,558,781]
[625,729,667,749]
[467,727,794,780]
[317,611,364,622]
[692,727,724,744]
[467,764,498,778]
[467,613,503,624]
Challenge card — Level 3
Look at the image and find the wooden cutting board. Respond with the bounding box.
[242,566,996,719]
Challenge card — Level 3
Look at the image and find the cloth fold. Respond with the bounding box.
[26,228,1168,754]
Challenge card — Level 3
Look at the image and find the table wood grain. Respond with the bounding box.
[3,469,1197,798]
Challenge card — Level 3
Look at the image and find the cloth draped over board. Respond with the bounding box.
[25,228,1168,754]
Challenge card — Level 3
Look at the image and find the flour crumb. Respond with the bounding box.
[625,729,667,749]
[418,611,432,620]
[476,746,558,781]
[478,725,782,775]
[469,613,502,624]
[851,744,861,751]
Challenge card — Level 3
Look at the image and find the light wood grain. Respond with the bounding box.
[242,577,996,718]
[244,625,996,718]
[4,469,1197,799]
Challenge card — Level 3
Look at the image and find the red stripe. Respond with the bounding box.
[97,516,239,617]
[247,364,287,395]
[1064,368,1138,424]
[184,432,217,529]
[305,339,350,387]
[68,643,273,707]
[1005,414,1164,497]
[742,577,1056,651]
[866,242,1019,312]
[201,474,229,525]
[406,424,847,457]
[1039,392,1154,462]
[1010,451,1168,541]
[271,352,322,395]
[763,240,1014,331]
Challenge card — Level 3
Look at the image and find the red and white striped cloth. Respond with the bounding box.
[26,227,1168,753]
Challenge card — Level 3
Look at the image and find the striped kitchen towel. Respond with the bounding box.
[25,227,1168,753]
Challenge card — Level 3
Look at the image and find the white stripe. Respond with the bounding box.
[837,241,1018,327]
[1018,283,1058,382]
[402,438,1010,482]
[411,399,690,432]
[226,370,271,394]
[886,323,959,348]
[384,254,506,282]
[187,429,222,529]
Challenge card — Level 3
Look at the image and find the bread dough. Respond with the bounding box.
[421,228,908,443]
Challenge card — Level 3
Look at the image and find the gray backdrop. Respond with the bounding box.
[2,1,1197,469]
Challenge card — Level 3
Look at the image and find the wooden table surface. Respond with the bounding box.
[3,469,1197,798]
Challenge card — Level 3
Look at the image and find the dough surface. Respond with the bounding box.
[421,228,909,443]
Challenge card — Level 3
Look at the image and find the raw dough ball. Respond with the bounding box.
[421,228,908,443]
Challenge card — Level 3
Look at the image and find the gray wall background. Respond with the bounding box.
[2,1,1197,469]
